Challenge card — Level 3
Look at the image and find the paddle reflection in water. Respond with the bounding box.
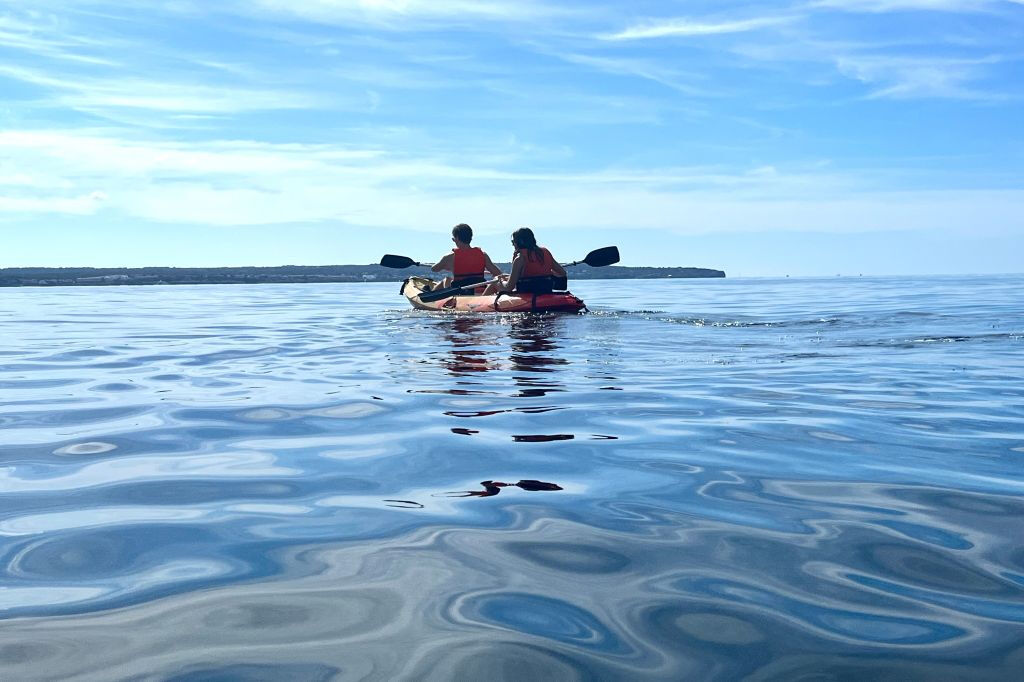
[389,313,582,506]
[508,315,592,443]
[417,313,622,441]
[437,479,565,498]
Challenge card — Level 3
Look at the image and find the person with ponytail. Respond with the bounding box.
[484,227,567,295]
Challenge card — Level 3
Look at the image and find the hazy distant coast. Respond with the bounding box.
[0,264,725,288]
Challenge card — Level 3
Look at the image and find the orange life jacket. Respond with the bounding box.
[453,247,486,278]
[518,247,554,278]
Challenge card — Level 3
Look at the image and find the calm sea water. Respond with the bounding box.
[1,276,1023,680]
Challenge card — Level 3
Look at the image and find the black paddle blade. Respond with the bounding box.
[583,246,619,267]
[418,285,460,303]
[380,254,416,269]
[419,277,499,303]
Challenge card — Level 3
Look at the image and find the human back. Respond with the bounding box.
[431,223,503,290]
[453,243,486,280]
[487,227,567,294]
[518,244,554,278]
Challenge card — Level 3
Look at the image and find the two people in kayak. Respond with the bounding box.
[431,224,567,295]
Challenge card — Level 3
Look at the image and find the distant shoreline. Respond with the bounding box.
[0,264,725,288]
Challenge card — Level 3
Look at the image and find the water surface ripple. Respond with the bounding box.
[1,277,1023,680]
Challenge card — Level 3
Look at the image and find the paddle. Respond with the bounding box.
[418,246,620,303]
[418,277,501,303]
[380,254,434,269]
[564,245,619,268]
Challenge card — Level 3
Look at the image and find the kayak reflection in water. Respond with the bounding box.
[482,227,567,295]
[439,479,564,498]
[441,315,496,376]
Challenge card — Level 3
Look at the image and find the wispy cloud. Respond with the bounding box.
[0,13,120,65]
[809,0,1004,13]
[552,53,715,97]
[4,129,1022,239]
[1,0,1022,271]
[245,0,562,26]
[0,191,107,215]
[600,16,792,41]
[835,54,1009,100]
[726,22,1021,101]
[0,65,337,117]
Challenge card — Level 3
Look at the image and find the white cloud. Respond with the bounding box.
[552,53,714,96]
[0,65,335,115]
[727,27,1018,101]
[810,0,1002,12]
[1,2,1020,248]
[0,131,382,177]
[0,13,120,65]
[0,172,56,187]
[601,16,792,41]
[835,54,1006,99]
[244,0,559,26]
[0,192,106,215]
[2,129,1022,239]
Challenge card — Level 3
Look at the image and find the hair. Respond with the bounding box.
[512,227,542,260]
[452,223,473,244]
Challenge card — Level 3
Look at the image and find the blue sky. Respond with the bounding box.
[1,0,1022,275]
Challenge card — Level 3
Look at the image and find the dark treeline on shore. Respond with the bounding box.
[1,264,725,287]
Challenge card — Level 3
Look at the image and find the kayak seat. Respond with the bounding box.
[514,276,568,294]
[452,275,486,289]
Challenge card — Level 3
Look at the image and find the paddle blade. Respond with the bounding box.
[418,276,499,303]
[418,286,458,303]
[583,246,619,267]
[380,254,416,269]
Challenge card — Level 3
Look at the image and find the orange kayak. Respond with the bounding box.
[401,276,586,313]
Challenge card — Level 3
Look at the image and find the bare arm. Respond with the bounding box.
[502,255,524,292]
[550,259,567,278]
[431,253,453,273]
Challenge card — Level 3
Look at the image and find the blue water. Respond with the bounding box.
[1,276,1023,680]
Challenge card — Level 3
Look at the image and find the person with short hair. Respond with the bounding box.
[431,223,502,291]
[484,227,567,295]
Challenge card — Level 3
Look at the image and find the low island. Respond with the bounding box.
[0,264,725,287]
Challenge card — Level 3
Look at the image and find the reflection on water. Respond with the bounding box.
[512,434,575,442]
[433,314,573,386]
[2,277,1024,680]
[438,479,565,498]
[439,315,497,376]
[509,315,570,371]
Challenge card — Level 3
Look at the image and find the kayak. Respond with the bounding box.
[400,276,586,313]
